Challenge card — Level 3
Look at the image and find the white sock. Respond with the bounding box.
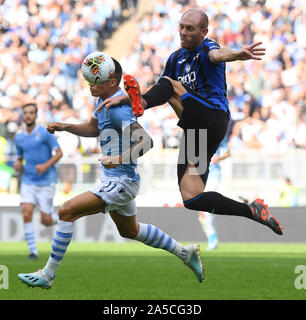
[43,220,73,280]
[134,223,188,261]
[24,222,38,255]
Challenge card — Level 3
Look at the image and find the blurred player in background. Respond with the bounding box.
[198,138,230,250]
[14,103,63,259]
[18,59,204,289]
[100,8,283,236]
[279,177,300,207]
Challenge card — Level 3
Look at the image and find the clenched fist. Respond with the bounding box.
[47,122,66,134]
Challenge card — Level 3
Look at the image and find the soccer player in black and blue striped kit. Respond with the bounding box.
[100,8,283,236]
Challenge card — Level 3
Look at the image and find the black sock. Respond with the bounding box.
[183,191,252,218]
[142,77,174,109]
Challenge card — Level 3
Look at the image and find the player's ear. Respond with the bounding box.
[202,28,208,38]
[110,78,117,87]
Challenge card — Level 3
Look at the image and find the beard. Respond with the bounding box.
[25,120,36,127]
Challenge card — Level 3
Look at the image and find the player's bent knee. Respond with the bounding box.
[179,187,200,203]
[58,202,76,222]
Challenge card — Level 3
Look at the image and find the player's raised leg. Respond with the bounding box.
[18,191,105,289]
[109,210,205,283]
[123,75,146,117]
[180,163,283,235]
[198,176,220,251]
[123,74,176,117]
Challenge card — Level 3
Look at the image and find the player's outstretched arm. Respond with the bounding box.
[47,117,99,137]
[209,42,266,64]
[96,94,130,113]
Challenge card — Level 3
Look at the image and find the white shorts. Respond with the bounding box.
[20,183,55,214]
[91,175,140,217]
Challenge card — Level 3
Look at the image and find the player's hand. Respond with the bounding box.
[13,160,23,172]
[235,42,266,61]
[35,163,48,174]
[163,76,187,96]
[47,122,65,134]
[96,95,129,113]
[99,155,121,168]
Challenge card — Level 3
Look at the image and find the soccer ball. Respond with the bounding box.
[81,51,115,85]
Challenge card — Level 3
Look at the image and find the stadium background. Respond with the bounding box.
[0,0,305,242]
[1,0,306,305]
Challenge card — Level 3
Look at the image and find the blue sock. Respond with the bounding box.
[135,223,187,260]
[43,220,73,280]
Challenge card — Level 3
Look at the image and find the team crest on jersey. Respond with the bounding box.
[35,132,40,141]
[185,64,191,73]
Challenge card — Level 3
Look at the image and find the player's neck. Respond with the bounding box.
[101,87,120,100]
[185,39,204,52]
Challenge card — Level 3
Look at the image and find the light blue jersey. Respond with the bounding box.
[15,125,60,186]
[209,138,229,182]
[93,89,140,182]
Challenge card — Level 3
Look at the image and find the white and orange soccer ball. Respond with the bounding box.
[81,51,115,85]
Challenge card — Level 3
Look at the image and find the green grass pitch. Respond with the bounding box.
[1,241,306,300]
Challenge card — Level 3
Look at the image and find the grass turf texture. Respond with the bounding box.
[1,242,306,300]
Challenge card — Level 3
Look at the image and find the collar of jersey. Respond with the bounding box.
[98,88,124,106]
[183,41,204,56]
[109,88,124,99]
[25,125,39,136]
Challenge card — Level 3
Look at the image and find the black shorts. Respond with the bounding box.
[177,93,229,185]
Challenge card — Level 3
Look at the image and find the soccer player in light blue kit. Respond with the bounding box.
[14,103,63,259]
[198,138,230,250]
[18,59,204,289]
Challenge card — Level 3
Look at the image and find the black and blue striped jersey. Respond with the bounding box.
[161,38,229,116]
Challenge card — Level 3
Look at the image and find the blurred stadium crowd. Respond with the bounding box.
[0,0,305,164]
[0,0,137,164]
